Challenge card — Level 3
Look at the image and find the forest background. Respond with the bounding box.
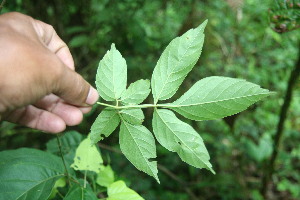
[0,0,299,200]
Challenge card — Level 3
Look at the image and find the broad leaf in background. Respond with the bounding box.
[153,109,214,173]
[151,20,207,103]
[64,181,98,200]
[96,165,115,187]
[107,180,144,200]
[119,120,159,182]
[245,135,273,162]
[46,131,83,166]
[120,109,144,125]
[96,43,127,101]
[71,136,103,173]
[90,108,120,144]
[171,76,271,121]
[0,148,65,200]
[121,79,151,105]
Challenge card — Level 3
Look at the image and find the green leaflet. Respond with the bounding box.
[119,120,159,183]
[107,180,144,200]
[0,148,65,200]
[90,108,120,144]
[121,79,151,105]
[71,136,103,173]
[119,108,144,125]
[170,76,272,121]
[151,20,207,103]
[96,43,127,101]
[152,109,214,173]
[64,181,98,200]
[46,131,83,166]
[96,165,115,187]
[48,178,66,199]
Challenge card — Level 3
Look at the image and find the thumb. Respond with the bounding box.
[53,66,98,106]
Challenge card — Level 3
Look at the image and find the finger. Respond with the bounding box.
[53,65,99,106]
[34,94,84,126]
[4,105,66,133]
[78,106,92,114]
[32,19,75,70]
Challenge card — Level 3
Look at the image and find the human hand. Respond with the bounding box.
[0,12,99,133]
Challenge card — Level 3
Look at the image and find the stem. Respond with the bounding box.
[97,102,179,109]
[84,170,87,188]
[56,135,72,186]
[0,0,6,13]
[261,42,300,197]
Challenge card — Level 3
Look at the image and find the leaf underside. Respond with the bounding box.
[121,79,151,105]
[151,20,207,103]
[153,109,214,173]
[171,76,271,121]
[90,108,120,144]
[119,108,145,125]
[119,120,159,183]
[96,43,127,101]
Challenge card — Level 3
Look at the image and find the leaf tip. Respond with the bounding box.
[196,19,208,32]
[110,43,116,50]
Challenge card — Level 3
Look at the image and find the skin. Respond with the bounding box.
[0,12,99,133]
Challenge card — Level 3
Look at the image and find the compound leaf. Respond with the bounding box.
[71,136,103,173]
[119,108,144,125]
[96,165,115,187]
[90,108,120,144]
[0,148,65,200]
[107,180,144,200]
[121,79,151,105]
[119,120,159,182]
[96,43,127,101]
[170,76,272,121]
[151,20,207,103]
[152,109,214,173]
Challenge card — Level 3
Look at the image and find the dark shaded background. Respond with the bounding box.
[1,0,299,199]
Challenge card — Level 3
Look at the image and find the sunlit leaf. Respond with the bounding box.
[107,180,144,200]
[71,136,103,173]
[96,165,115,187]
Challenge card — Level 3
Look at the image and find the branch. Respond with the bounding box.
[0,0,6,13]
[261,42,300,197]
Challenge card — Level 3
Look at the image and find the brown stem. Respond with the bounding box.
[261,42,300,197]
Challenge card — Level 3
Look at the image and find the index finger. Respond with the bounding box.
[32,19,75,70]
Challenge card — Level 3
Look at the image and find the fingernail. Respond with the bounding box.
[86,87,99,105]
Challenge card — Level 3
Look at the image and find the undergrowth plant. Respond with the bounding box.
[0,20,272,200]
[90,20,272,182]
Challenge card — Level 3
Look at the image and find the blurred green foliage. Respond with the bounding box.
[1,0,300,199]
